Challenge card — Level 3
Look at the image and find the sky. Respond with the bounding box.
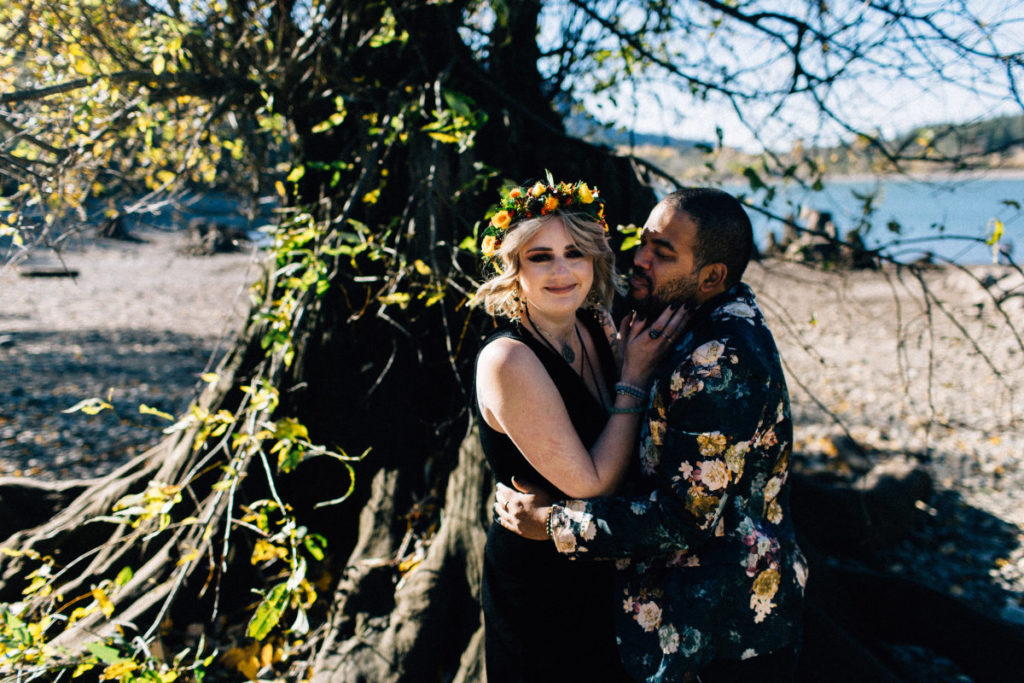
[545,0,1024,152]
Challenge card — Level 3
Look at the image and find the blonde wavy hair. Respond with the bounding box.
[473,212,620,320]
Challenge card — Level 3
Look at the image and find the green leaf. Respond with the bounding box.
[86,641,125,664]
[303,533,327,561]
[247,582,289,640]
[115,566,134,586]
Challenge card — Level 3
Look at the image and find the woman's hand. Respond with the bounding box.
[494,479,552,541]
[617,304,689,388]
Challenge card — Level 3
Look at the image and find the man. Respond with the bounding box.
[496,187,807,681]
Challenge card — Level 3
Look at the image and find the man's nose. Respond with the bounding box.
[634,244,651,269]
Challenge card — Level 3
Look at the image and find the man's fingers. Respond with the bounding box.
[664,304,689,337]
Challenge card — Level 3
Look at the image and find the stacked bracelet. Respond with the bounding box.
[545,506,555,538]
[614,382,647,401]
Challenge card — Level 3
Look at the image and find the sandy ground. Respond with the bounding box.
[2,227,1024,646]
[0,228,259,478]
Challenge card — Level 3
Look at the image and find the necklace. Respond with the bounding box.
[525,307,576,364]
[577,325,611,408]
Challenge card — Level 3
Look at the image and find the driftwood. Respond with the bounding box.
[181,219,248,255]
[764,208,878,269]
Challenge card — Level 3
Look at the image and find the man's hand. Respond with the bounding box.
[494,478,553,541]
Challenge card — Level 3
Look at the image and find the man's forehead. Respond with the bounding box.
[642,205,693,242]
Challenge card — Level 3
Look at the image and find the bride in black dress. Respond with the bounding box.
[473,180,686,682]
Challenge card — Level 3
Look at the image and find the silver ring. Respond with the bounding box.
[648,328,662,339]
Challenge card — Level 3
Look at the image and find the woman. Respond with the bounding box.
[473,179,686,681]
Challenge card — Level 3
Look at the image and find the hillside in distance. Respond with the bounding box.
[573,113,1024,183]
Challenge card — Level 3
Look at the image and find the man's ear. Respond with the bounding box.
[698,262,728,295]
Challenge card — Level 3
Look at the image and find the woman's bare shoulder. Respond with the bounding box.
[478,336,541,374]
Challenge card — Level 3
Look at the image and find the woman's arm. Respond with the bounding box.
[476,305,687,499]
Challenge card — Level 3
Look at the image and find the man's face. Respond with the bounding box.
[628,202,703,318]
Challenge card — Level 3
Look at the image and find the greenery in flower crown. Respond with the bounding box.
[480,175,607,273]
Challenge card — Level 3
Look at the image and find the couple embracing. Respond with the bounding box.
[472,181,807,682]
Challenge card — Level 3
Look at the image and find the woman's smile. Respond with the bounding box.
[545,283,579,295]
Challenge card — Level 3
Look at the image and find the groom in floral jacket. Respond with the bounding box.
[497,188,807,681]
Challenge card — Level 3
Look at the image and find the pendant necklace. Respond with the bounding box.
[525,307,576,365]
[577,324,609,407]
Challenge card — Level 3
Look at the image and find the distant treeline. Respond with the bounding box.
[896,113,1024,157]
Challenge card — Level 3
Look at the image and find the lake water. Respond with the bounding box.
[730,175,1024,265]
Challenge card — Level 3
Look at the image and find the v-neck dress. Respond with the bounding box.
[476,309,631,682]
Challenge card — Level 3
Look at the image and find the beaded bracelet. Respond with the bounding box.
[614,382,647,401]
[609,405,644,414]
[545,506,555,538]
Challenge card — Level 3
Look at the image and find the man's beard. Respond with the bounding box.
[628,270,701,320]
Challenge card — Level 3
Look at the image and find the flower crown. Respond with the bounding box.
[480,177,608,273]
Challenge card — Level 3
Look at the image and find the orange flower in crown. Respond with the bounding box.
[479,174,607,275]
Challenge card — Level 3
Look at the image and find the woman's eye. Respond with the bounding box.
[527,254,552,263]
[566,249,584,259]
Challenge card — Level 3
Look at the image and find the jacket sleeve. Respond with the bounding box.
[550,333,774,559]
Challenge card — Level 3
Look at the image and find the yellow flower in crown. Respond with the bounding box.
[529,181,547,197]
[578,183,594,204]
[543,195,559,213]
[481,234,498,258]
[491,210,512,230]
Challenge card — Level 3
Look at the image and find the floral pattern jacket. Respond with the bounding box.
[549,284,807,680]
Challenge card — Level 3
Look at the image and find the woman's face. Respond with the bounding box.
[516,218,594,320]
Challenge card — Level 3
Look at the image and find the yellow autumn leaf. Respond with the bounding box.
[362,188,381,204]
[377,292,410,307]
[177,547,199,566]
[139,404,175,421]
[152,53,166,75]
[238,655,261,680]
[92,586,115,618]
[413,259,431,275]
[987,218,1004,245]
[427,131,460,144]
[63,397,114,416]
[72,662,97,678]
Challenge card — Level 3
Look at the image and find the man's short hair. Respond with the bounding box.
[662,188,753,289]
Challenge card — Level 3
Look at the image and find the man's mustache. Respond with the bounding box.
[628,269,652,290]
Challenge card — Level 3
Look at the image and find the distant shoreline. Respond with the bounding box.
[820,167,1024,184]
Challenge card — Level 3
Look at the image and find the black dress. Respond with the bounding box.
[476,310,632,682]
